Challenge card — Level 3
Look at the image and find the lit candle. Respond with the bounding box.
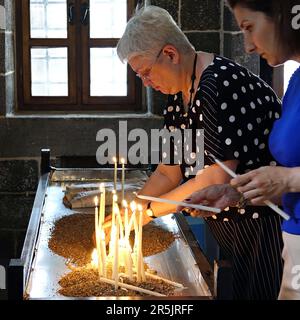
[109,224,116,257]
[130,201,139,249]
[113,213,119,290]
[126,241,133,280]
[123,200,129,238]
[112,192,117,228]
[94,197,102,277]
[113,156,117,191]
[100,230,107,277]
[121,158,125,202]
[136,204,143,282]
[100,183,105,225]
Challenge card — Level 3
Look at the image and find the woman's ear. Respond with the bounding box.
[162,45,180,64]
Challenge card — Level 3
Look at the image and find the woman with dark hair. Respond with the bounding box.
[104,5,284,300]
[180,0,300,299]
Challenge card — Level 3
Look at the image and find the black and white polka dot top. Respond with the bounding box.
[163,54,282,221]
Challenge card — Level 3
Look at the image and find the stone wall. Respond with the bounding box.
[0,0,260,259]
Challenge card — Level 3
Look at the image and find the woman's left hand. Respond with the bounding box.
[231,166,290,205]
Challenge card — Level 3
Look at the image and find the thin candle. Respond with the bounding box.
[112,192,117,227]
[136,204,143,282]
[123,200,129,238]
[113,213,119,290]
[121,158,125,202]
[100,230,107,277]
[100,183,105,225]
[94,197,102,277]
[113,156,117,191]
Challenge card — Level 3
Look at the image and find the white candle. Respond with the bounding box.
[100,230,107,277]
[126,241,133,280]
[123,200,129,238]
[136,204,143,282]
[113,214,119,289]
[100,183,105,225]
[121,158,125,202]
[130,201,139,249]
[112,192,117,227]
[94,197,102,277]
[115,201,124,240]
[113,157,117,191]
[109,225,116,257]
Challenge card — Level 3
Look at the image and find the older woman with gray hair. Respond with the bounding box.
[105,5,284,299]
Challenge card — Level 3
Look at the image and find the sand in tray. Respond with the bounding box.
[48,213,177,266]
[48,213,179,297]
[58,266,177,297]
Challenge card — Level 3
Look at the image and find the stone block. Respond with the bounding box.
[224,33,259,74]
[4,0,14,32]
[15,230,26,258]
[5,32,14,72]
[0,194,34,229]
[181,0,220,30]
[0,229,15,258]
[151,0,179,23]
[4,71,14,113]
[0,160,39,192]
[223,5,239,31]
[186,32,220,54]
[0,32,4,73]
[0,74,5,115]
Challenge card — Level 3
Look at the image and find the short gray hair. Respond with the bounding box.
[117,5,194,62]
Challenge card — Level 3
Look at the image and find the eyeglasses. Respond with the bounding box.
[136,48,163,81]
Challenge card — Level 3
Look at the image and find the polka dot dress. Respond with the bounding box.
[162,55,284,299]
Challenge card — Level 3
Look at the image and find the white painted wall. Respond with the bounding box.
[0,5,5,29]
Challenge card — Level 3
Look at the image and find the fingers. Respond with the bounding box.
[249,196,267,205]
[176,198,192,212]
[231,172,253,188]
[189,209,215,218]
[236,181,257,194]
[242,188,264,200]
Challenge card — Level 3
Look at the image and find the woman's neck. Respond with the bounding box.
[181,51,213,109]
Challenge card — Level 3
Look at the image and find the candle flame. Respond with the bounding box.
[113,194,118,202]
[122,199,128,208]
[91,248,98,268]
[112,156,117,163]
[130,201,137,212]
[94,196,98,206]
[121,158,125,164]
[112,189,116,195]
[137,204,143,212]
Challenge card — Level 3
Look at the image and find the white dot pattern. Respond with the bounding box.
[162,55,281,223]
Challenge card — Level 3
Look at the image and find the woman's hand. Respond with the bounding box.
[231,166,290,205]
[176,184,241,218]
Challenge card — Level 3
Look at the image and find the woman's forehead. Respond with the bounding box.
[129,55,152,72]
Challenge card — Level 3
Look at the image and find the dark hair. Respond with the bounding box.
[226,0,300,57]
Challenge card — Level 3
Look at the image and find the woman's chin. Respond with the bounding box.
[264,55,286,67]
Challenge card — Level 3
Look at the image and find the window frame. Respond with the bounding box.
[15,0,142,112]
